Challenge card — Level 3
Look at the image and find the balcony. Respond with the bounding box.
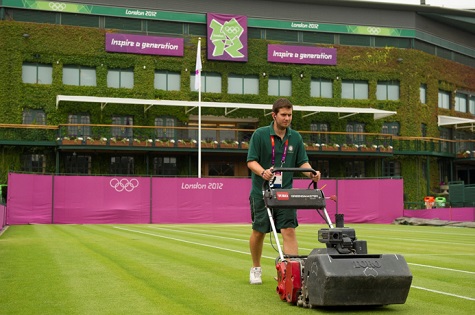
[0,123,473,158]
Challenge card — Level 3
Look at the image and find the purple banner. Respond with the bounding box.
[268,44,337,65]
[4,173,415,225]
[105,33,184,56]
[207,13,248,62]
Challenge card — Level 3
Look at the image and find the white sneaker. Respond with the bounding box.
[250,267,262,284]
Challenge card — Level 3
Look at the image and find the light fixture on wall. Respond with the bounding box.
[143,65,146,69]
[22,33,30,39]
[299,72,304,79]
[397,58,404,63]
[262,72,266,77]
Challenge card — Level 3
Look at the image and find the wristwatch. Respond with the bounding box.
[261,170,265,177]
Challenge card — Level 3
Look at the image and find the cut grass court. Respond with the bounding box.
[0,223,474,314]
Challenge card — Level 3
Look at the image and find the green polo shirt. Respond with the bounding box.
[247,122,309,198]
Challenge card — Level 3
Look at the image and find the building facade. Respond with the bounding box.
[0,0,474,205]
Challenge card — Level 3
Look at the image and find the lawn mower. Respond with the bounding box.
[263,167,412,308]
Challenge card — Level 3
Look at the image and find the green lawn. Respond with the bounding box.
[1,223,474,314]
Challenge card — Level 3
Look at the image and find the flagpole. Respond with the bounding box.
[195,38,202,178]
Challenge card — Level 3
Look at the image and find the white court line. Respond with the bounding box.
[147,226,475,275]
[408,263,475,275]
[113,225,475,301]
[411,286,475,301]
[114,226,275,260]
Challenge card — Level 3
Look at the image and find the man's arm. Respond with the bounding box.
[248,160,273,181]
[299,162,321,182]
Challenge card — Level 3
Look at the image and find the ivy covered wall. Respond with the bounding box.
[1,21,475,201]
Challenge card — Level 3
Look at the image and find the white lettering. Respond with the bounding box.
[299,52,333,60]
[125,9,145,16]
[272,50,294,58]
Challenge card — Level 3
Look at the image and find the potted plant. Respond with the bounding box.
[110,136,130,146]
[220,139,239,148]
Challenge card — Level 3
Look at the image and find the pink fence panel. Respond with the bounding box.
[336,179,404,223]
[53,176,151,224]
[152,178,251,223]
[5,173,405,225]
[7,173,53,224]
[403,208,475,221]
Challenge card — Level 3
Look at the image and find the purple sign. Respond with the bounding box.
[105,33,184,56]
[268,44,337,65]
[207,13,248,62]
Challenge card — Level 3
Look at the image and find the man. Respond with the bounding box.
[246,98,321,285]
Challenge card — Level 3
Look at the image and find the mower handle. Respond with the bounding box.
[271,167,317,175]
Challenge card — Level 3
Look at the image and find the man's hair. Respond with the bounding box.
[272,98,293,114]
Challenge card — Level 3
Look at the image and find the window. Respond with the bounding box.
[470,95,475,115]
[341,80,368,99]
[376,81,399,101]
[23,109,45,125]
[311,78,333,98]
[309,158,330,178]
[438,90,450,109]
[268,76,291,96]
[346,122,365,144]
[111,116,133,138]
[190,72,222,93]
[421,123,427,137]
[155,117,176,140]
[110,156,134,175]
[65,154,91,174]
[345,161,365,178]
[309,123,329,144]
[208,162,235,176]
[455,93,467,113]
[154,71,181,91]
[420,84,427,104]
[21,154,46,173]
[153,157,177,175]
[107,69,134,88]
[382,122,400,136]
[383,161,401,177]
[63,66,96,86]
[22,63,52,84]
[228,74,259,95]
[68,114,91,137]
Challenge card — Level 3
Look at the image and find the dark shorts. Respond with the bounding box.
[250,196,298,234]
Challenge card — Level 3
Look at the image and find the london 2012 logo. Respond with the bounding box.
[207,13,248,62]
[110,178,139,192]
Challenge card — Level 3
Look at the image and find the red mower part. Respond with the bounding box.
[275,260,302,304]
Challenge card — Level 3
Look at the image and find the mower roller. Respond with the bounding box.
[263,167,412,308]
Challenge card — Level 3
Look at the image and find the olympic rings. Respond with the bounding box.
[49,2,67,11]
[367,27,381,35]
[110,178,139,192]
[224,26,240,34]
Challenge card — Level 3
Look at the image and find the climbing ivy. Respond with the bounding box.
[0,21,474,200]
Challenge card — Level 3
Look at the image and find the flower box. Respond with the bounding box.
[220,143,238,149]
[240,142,249,149]
[322,146,339,151]
[86,139,107,145]
[201,142,217,148]
[306,144,320,151]
[110,140,130,146]
[177,141,196,148]
[132,140,153,147]
[155,140,174,147]
[61,139,83,145]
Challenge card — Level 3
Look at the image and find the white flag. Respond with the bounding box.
[194,38,202,91]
